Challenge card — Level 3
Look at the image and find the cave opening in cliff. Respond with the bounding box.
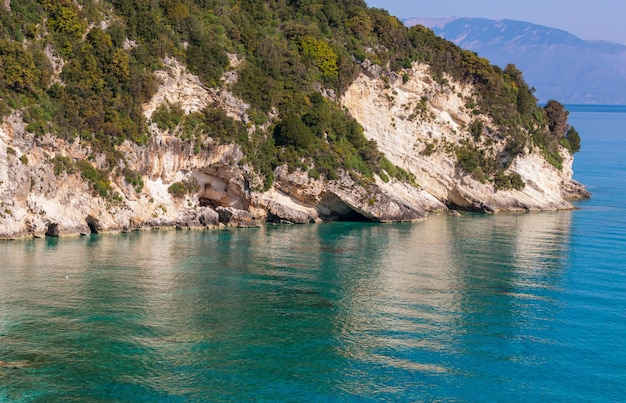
[86,222,98,234]
[318,193,372,222]
[45,223,59,237]
[335,209,372,222]
[198,197,215,208]
[86,216,100,234]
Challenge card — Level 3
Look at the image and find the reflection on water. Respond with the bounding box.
[0,210,617,402]
[323,212,573,400]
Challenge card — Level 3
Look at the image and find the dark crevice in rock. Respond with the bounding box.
[317,192,372,222]
[266,211,287,224]
[86,216,101,234]
[198,198,216,208]
[45,223,59,237]
[446,201,494,214]
[334,209,373,222]
[86,222,98,234]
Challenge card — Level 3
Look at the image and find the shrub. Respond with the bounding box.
[456,144,481,174]
[186,34,229,87]
[494,171,526,190]
[532,130,563,169]
[273,114,315,150]
[543,150,563,170]
[123,168,144,193]
[51,156,75,176]
[421,142,436,156]
[469,119,484,140]
[76,160,111,198]
[510,172,525,190]
[167,182,187,198]
[151,103,184,132]
[544,100,569,138]
[0,39,42,95]
[299,35,338,79]
[168,177,198,199]
[43,0,87,38]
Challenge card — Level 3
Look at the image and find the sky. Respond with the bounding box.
[364,0,626,44]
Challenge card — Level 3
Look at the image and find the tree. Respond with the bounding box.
[469,119,484,140]
[273,114,315,150]
[0,40,40,94]
[505,64,536,115]
[299,36,338,79]
[566,126,581,153]
[42,0,87,38]
[544,100,569,139]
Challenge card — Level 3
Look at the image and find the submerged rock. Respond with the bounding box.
[0,360,30,369]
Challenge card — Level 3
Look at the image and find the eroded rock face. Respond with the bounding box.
[341,62,588,212]
[0,55,257,239]
[265,200,317,224]
[250,166,437,224]
[143,57,249,122]
[215,206,260,227]
[0,121,251,238]
[251,186,321,224]
[324,173,435,222]
[195,163,250,210]
[0,57,588,239]
[174,207,220,229]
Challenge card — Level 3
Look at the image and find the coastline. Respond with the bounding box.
[0,203,590,241]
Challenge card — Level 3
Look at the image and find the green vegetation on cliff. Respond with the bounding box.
[0,0,578,191]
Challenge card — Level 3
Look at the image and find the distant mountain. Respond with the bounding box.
[405,17,626,104]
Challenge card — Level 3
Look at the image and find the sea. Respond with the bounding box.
[0,105,625,402]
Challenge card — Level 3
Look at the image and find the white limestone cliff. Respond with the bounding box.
[342,62,588,212]
[0,58,588,239]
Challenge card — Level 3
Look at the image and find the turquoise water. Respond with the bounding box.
[1,106,625,402]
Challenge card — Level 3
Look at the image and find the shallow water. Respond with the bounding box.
[0,105,625,402]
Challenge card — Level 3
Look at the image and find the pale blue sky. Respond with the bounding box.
[364,0,626,44]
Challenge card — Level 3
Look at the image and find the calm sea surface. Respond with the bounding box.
[1,105,625,402]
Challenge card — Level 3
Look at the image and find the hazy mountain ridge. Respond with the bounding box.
[407,17,626,104]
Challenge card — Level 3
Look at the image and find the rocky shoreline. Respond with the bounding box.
[0,59,589,240]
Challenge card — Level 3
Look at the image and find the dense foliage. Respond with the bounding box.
[0,0,578,193]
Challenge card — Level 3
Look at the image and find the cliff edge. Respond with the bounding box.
[0,57,588,239]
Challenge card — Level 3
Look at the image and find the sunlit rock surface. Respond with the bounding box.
[0,58,588,238]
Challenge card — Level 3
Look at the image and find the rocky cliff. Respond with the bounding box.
[0,55,588,239]
[342,63,589,213]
